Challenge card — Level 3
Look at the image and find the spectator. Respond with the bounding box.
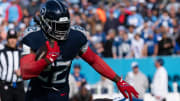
[104,9,119,34]
[73,4,81,16]
[22,16,30,27]
[127,24,136,40]
[137,0,147,17]
[170,18,179,40]
[112,26,124,59]
[90,25,105,56]
[72,64,86,88]
[157,32,174,56]
[138,21,153,39]
[5,0,23,24]
[73,15,86,28]
[151,9,158,22]
[127,6,144,28]
[91,41,104,57]
[96,3,106,24]
[125,62,149,99]
[154,28,163,42]
[154,10,172,31]
[118,3,131,26]
[146,0,159,11]
[166,0,180,13]
[0,0,10,19]
[151,58,168,101]
[93,24,106,44]
[103,29,116,57]
[18,23,26,41]
[94,76,114,95]
[27,0,39,17]
[113,26,131,58]
[144,33,158,56]
[72,83,93,101]
[119,32,131,58]
[131,33,145,58]
[85,6,97,34]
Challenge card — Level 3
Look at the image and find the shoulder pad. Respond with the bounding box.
[71,25,88,36]
[23,26,41,38]
[22,26,46,52]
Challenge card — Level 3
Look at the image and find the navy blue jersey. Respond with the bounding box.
[21,26,88,89]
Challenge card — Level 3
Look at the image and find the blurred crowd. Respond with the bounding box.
[1,0,180,58]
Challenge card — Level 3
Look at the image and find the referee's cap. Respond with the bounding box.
[7,29,18,39]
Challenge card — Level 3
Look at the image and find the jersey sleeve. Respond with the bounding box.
[21,26,46,56]
[21,27,37,56]
[71,25,89,55]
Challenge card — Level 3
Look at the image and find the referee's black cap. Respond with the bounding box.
[7,29,18,39]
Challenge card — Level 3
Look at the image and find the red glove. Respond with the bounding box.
[45,41,60,63]
[116,78,139,101]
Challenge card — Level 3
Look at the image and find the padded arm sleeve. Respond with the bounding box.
[81,47,116,80]
[20,53,48,80]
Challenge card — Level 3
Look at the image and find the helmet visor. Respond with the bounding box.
[48,21,70,40]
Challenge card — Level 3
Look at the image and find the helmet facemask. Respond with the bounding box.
[39,16,70,41]
[49,20,70,40]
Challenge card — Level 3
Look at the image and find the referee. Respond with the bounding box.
[0,29,25,101]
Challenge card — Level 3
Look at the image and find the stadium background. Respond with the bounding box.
[1,0,180,100]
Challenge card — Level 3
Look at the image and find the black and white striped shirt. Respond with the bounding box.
[0,46,22,82]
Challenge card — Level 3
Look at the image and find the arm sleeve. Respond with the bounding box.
[20,53,48,80]
[20,43,48,80]
[80,47,116,80]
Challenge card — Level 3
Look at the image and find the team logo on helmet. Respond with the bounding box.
[40,7,46,16]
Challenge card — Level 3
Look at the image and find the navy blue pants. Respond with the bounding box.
[25,86,69,101]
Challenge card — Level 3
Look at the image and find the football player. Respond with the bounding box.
[20,0,139,101]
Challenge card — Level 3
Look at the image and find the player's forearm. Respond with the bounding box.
[20,53,48,80]
[81,47,120,82]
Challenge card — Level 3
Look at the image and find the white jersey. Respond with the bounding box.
[131,38,144,58]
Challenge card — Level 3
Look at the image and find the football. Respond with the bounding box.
[35,45,47,61]
[35,40,55,60]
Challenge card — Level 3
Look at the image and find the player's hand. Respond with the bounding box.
[45,41,60,63]
[116,78,139,101]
